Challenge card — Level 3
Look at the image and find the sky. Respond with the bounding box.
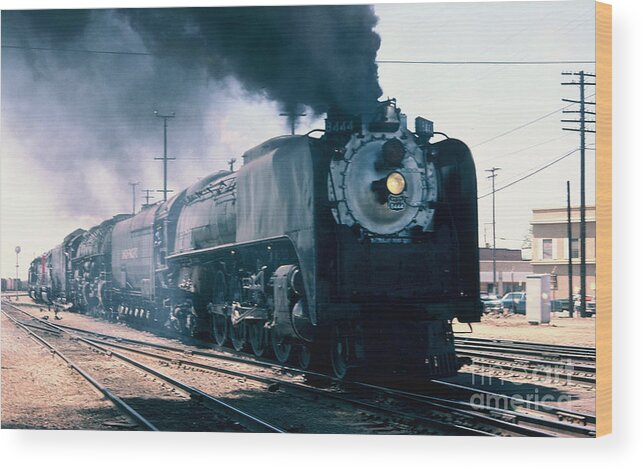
[0,0,596,278]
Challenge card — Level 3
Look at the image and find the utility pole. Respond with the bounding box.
[567,180,574,318]
[142,189,155,207]
[485,167,501,296]
[15,246,21,300]
[279,112,307,135]
[227,158,237,172]
[154,110,176,202]
[128,182,139,215]
[562,71,595,317]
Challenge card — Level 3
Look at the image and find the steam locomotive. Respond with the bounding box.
[28,99,481,380]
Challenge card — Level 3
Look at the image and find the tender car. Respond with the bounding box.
[480,293,502,313]
[501,291,526,314]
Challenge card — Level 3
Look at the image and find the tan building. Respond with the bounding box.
[479,247,532,296]
[531,206,596,300]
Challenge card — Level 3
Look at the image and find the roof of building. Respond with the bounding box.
[479,247,527,261]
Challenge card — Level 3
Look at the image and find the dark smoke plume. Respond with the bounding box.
[122,6,382,116]
[1,7,382,218]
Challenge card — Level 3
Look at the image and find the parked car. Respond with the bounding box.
[480,293,502,313]
[501,292,526,314]
[550,298,571,313]
[574,295,596,317]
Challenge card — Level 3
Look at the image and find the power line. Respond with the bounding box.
[377,59,595,65]
[473,107,572,148]
[1,44,153,56]
[478,148,579,199]
[2,45,596,65]
[472,93,595,148]
[474,135,566,166]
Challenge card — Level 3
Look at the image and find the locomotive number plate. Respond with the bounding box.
[325,119,354,133]
[387,195,406,211]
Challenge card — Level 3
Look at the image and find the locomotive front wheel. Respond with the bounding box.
[229,321,247,352]
[248,322,268,357]
[212,314,228,347]
[271,331,292,364]
[330,326,354,380]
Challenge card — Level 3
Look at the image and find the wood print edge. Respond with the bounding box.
[595,0,612,437]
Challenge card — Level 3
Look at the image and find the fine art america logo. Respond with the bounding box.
[468,360,577,410]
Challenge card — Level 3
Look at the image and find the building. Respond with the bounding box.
[479,247,532,296]
[531,206,596,300]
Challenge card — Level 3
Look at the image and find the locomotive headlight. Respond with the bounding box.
[386,172,406,195]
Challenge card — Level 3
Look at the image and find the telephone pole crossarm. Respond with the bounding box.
[142,189,155,207]
[279,112,307,135]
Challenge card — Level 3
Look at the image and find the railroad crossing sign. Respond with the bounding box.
[15,246,21,254]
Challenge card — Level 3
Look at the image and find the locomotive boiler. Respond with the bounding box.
[28,99,481,381]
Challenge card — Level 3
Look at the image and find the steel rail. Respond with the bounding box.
[431,379,596,426]
[462,358,596,386]
[79,336,287,434]
[7,303,595,436]
[48,318,593,435]
[455,349,596,373]
[4,304,286,434]
[455,343,595,362]
[455,337,596,355]
[67,334,495,437]
[81,332,577,437]
[15,319,63,335]
[21,317,577,436]
[1,309,158,431]
[355,380,594,437]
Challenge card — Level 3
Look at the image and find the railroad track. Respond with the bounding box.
[457,349,596,386]
[454,336,596,387]
[455,337,596,362]
[4,303,595,437]
[1,303,285,433]
[5,302,486,435]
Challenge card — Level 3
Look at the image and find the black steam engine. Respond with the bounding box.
[28,99,481,380]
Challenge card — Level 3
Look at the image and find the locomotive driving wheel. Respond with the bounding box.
[212,314,228,346]
[248,322,268,357]
[211,271,228,346]
[296,344,312,370]
[229,321,247,352]
[271,330,292,364]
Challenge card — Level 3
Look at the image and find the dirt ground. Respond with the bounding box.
[0,313,129,430]
[455,312,596,347]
